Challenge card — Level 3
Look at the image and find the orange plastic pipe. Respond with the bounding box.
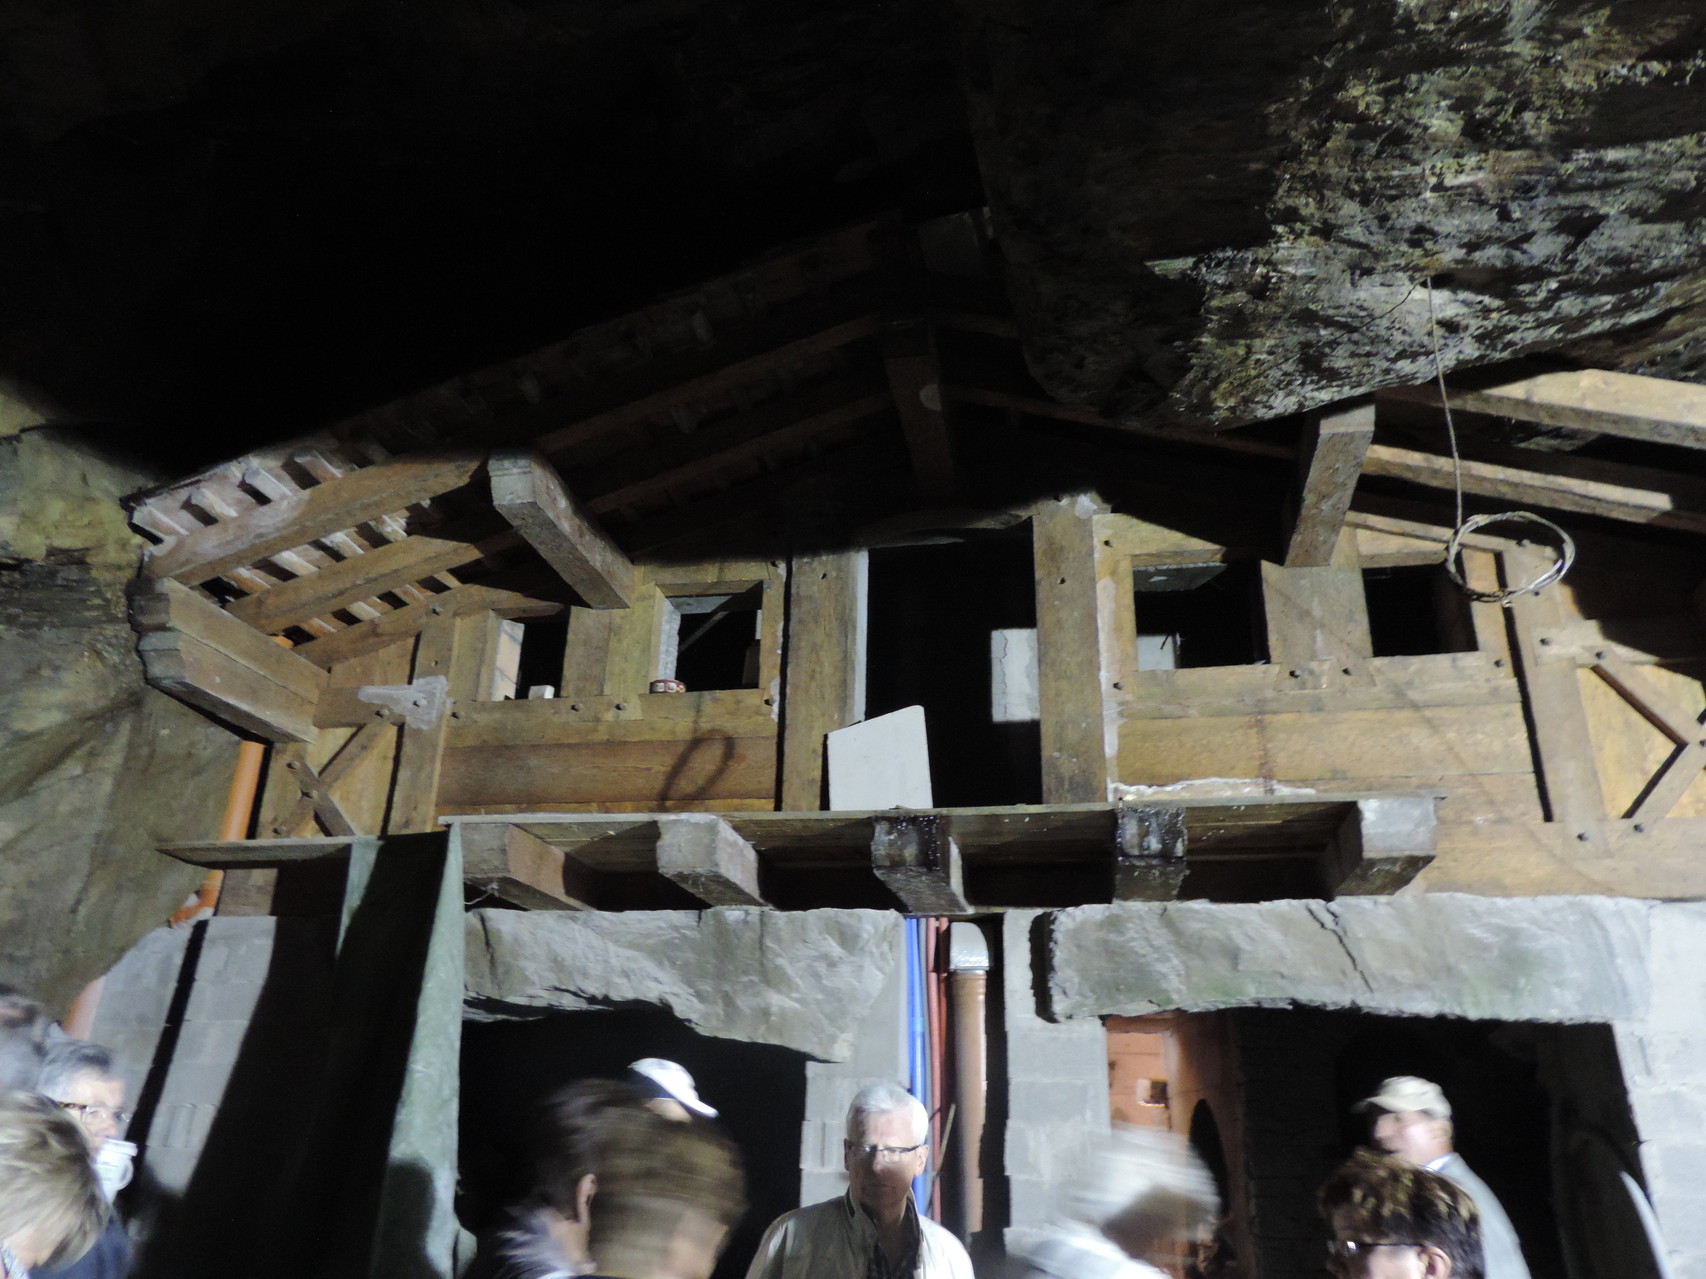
[168,738,265,925]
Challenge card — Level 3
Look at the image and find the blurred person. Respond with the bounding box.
[0,1091,106,1279]
[1319,1148,1483,1279]
[1017,1125,1221,1279]
[1354,1078,1527,1279]
[582,1106,745,1279]
[33,1043,132,1279]
[626,1059,717,1122]
[0,988,50,1091]
[745,1081,971,1279]
[467,1079,653,1279]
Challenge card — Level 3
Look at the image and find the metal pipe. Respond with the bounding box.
[948,922,990,1236]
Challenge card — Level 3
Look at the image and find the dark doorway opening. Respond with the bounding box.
[459,1009,809,1279]
[1132,560,1267,669]
[1361,564,1477,657]
[865,527,1041,807]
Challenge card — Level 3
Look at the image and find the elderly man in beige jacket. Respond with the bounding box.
[745,1082,972,1279]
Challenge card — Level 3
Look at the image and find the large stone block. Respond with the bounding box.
[1047,896,1651,1023]
[465,907,902,1062]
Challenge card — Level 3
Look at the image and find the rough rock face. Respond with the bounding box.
[0,410,232,1012]
[465,907,901,1061]
[956,0,1706,426]
[1045,895,1651,1023]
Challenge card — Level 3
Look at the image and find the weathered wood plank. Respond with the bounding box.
[226,528,513,634]
[1286,403,1374,567]
[145,451,486,584]
[161,837,356,867]
[387,616,461,833]
[1034,497,1110,803]
[779,552,865,810]
[1416,817,1706,898]
[437,735,779,809]
[1380,368,1706,452]
[1261,529,1374,668]
[656,814,768,906]
[135,630,321,742]
[459,822,597,910]
[1505,546,1610,855]
[1113,805,1187,901]
[490,448,634,609]
[872,815,970,914]
[131,578,328,702]
[291,577,563,669]
[1321,796,1437,895]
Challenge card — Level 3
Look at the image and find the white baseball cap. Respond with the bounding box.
[1354,1076,1451,1120]
[627,1058,718,1119]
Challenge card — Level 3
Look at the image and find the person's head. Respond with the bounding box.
[1060,1126,1221,1268]
[0,988,49,1092]
[528,1079,653,1265]
[585,1107,745,1279]
[0,1091,106,1272]
[1319,1149,1483,1279]
[843,1082,929,1221]
[1355,1078,1454,1168]
[626,1059,717,1123]
[37,1042,127,1154]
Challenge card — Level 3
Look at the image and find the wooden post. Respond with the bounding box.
[387,614,462,833]
[1286,403,1374,567]
[1113,805,1188,901]
[490,448,635,608]
[656,815,768,906]
[1033,498,1109,804]
[1261,528,1373,667]
[883,319,957,498]
[871,815,970,914]
[1504,545,1609,855]
[779,552,865,810]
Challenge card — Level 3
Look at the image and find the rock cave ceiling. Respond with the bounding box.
[2,0,1706,472]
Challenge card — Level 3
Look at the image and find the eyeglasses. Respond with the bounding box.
[846,1141,925,1162]
[57,1102,132,1126]
[1327,1240,1418,1266]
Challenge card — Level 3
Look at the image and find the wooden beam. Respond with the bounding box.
[161,837,356,867]
[145,451,486,585]
[779,551,865,810]
[1590,659,1706,822]
[1261,529,1374,667]
[225,525,516,634]
[871,815,970,914]
[655,814,768,906]
[883,319,957,498]
[386,615,461,833]
[1114,805,1187,901]
[1380,368,1706,452]
[490,448,635,609]
[129,578,327,741]
[1362,442,1706,535]
[268,722,396,836]
[1286,403,1374,567]
[458,822,596,910]
[291,576,562,669]
[1505,545,1610,855]
[1321,796,1437,895]
[1033,497,1110,803]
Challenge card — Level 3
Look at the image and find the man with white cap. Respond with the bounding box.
[626,1060,718,1122]
[1355,1077,1529,1279]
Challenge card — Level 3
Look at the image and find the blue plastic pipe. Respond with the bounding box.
[905,917,930,1214]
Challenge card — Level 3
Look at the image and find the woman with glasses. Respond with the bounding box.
[31,1042,132,1279]
[1319,1149,1483,1279]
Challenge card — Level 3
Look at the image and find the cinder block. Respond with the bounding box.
[156,1059,239,1106]
[1010,1079,1098,1124]
[183,980,268,1022]
[172,1017,250,1066]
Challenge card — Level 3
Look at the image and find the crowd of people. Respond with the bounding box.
[0,976,1528,1279]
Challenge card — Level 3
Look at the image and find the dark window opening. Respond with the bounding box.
[866,526,1041,807]
[514,615,569,696]
[1362,564,1477,657]
[663,586,762,692]
[1132,560,1267,669]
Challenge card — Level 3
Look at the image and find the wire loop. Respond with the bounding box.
[1444,511,1576,605]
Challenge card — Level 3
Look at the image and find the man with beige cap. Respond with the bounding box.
[1355,1076,1530,1279]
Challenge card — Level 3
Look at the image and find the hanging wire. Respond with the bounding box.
[1423,277,1576,606]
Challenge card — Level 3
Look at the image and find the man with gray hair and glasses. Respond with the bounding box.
[745,1081,971,1279]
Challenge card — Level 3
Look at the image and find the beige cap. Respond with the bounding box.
[1354,1076,1451,1119]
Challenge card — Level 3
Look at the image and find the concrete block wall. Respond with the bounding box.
[1616,903,1706,1279]
[798,917,909,1206]
[88,924,195,1114]
[1001,910,1110,1241]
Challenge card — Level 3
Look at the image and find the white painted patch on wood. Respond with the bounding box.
[991,627,1040,722]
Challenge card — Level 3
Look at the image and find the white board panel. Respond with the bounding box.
[826,704,933,810]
